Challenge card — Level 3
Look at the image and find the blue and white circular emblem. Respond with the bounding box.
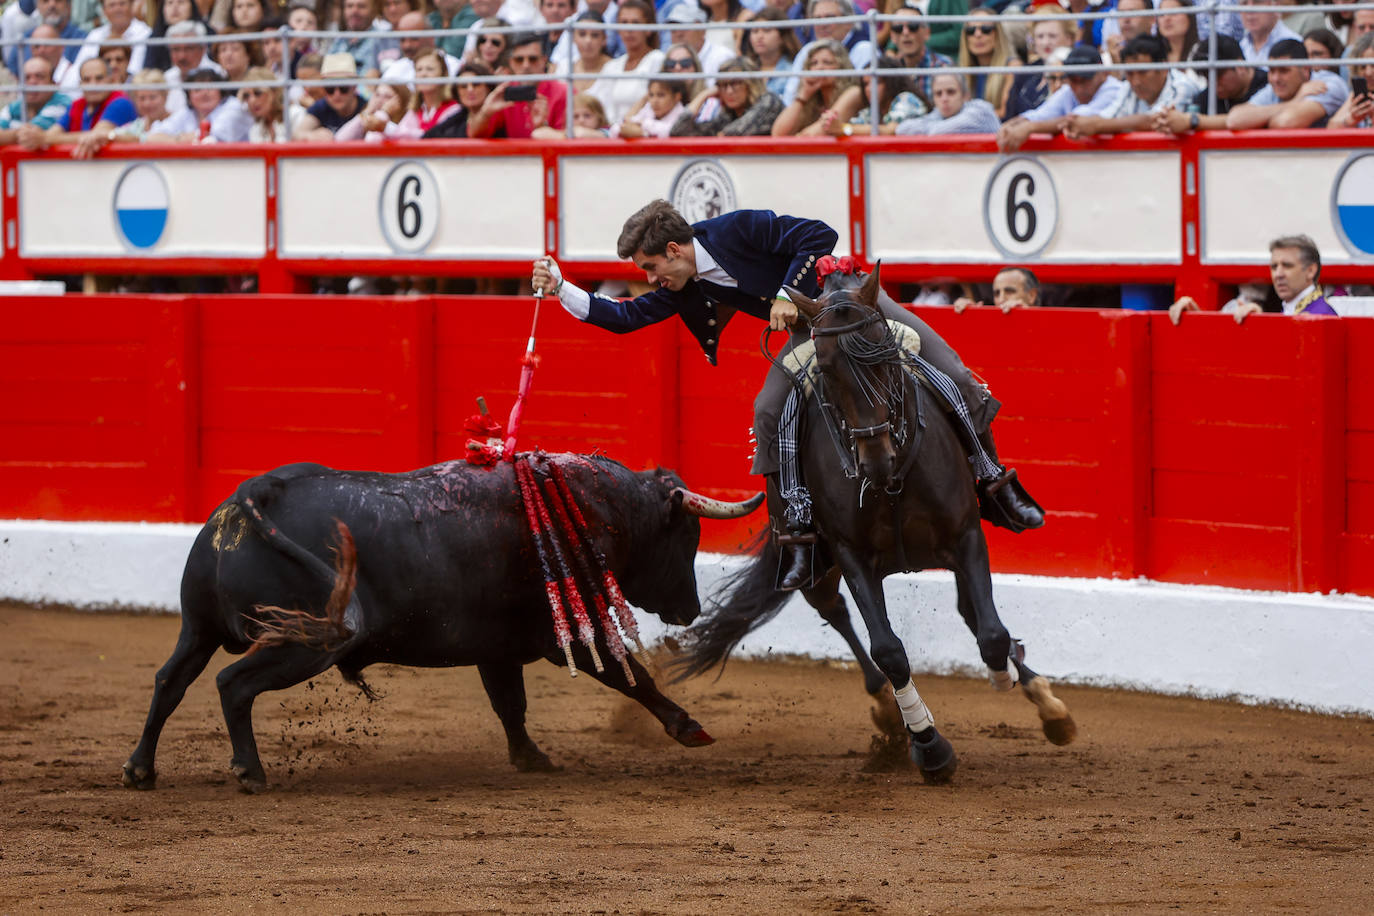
[112,163,169,250]
[1332,153,1374,258]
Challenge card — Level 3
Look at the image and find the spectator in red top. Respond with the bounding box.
[466,31,568,137]
[19,55,134,151]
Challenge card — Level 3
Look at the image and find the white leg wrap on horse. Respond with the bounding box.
[893,680,935,732]
[989,659,1019,691]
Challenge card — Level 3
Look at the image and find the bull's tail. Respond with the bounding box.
[671,533,791,682]
[244,520,357,657]
[230,472,361,655]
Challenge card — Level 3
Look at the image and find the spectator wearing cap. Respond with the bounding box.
[327,0,383,77]
[887,5,950,100]
[7,0,87,78]
[1065,34,1199,137]
[68,0,150,83]
[587,0,662,124]
[1227,37,1348,128]
[467,30,570,137]
[146,66,252,140]
[0,56,74,146]
[997,44,1122,151]
[164,20,225,113]
[1240,0,1300,62]
[296,51,368,137]
[897,69,999,134]
[1154,35,1266,133]
[664,1,734,77]
[381,10,461,88]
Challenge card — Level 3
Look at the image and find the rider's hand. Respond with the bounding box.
[1168,296,1199,325]
[531,256,562,295]
[769,298,798,331]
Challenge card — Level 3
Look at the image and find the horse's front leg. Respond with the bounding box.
[835,543,957,785]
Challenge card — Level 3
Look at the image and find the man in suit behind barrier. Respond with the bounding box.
[530,200,1043,590]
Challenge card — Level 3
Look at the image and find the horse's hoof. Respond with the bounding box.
[121,762,156,790]
[1042,715,1078,746]
[230,762,268,793]
[909,729,957,785]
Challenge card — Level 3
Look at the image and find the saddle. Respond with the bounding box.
[779,321,923,397]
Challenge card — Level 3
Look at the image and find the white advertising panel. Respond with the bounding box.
[557,155,851,260]
[277,156,544,259]
[18,159,266,257]
[1201,149,1369,264]
[866,151,1181,263]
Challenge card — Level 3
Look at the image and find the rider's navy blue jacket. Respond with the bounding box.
[585,209,839,365]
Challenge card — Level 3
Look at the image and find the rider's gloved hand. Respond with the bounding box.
[531,256,563,296]
[531,256,590,320]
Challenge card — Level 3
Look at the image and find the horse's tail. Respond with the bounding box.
[672,532,791,682]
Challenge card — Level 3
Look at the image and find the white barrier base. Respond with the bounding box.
[3,519,1372,716]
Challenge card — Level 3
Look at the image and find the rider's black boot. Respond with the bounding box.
[978,467,1045,532]
[776,527,817,591]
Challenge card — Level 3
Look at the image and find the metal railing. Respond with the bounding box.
[2,1,1370,141]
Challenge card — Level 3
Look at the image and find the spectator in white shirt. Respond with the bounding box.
[163,20,224,113]
[380,9,461,87]
[1227,37,1349,128]
[587,0,662,122]
[998,44,1122,151]
[1239,0,1301,61]
[68,0,150,82]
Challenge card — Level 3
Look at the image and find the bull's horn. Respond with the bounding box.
[673,488,765,520]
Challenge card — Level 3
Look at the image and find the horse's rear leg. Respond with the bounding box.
[122,625,221,790]
[949,526,1013,677]
[836,545,956,785]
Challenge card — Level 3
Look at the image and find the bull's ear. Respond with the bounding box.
[787,287,820,322]
[859,260,883,311]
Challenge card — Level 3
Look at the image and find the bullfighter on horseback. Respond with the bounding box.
[530,199,1043,590]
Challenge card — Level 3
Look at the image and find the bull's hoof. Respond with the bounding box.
[1042,715,1078,746]
[511,747,563,773]
[230,761,268,794]
[121,761,156,790]
[667,714,715,747]
[909,728,957,785]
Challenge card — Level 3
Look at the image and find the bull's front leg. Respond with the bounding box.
[477,662,561,772]
[552,649,714,748]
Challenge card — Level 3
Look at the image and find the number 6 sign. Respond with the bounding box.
[379,160,439,254]
[982,156,1058,259]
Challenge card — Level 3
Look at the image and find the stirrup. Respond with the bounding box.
[774,530,818,591]
[978,468,1045,533]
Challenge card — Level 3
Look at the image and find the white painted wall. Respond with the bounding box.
[3,519,1372,715]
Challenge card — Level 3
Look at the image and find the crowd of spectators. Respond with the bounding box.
[0,0,1369,148]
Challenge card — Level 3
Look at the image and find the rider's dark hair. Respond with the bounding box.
[617,199,696,259]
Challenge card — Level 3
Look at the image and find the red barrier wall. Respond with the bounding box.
[2,294,1368,596]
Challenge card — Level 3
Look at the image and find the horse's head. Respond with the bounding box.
[790,261,904,489]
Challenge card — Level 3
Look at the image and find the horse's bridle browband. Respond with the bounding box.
[807,301,884,339]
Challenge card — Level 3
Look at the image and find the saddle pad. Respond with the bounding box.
[780,320,922,394]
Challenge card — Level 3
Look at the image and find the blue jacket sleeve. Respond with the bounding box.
[757,210,837,297]
[585,287,682,334]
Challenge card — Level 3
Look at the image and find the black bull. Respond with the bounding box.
[123,456,762,792]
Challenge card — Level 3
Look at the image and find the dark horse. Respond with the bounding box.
[677,264,1075,782]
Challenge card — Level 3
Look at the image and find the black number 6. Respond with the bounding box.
[1005,172,1036,244]
[397,174,422,239]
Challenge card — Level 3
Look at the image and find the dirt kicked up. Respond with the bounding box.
[2,603,1372,913]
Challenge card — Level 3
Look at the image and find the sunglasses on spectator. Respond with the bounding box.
[717,79,744,90]
[325,84,354,94]
[964,24,996,35]
[478,35,503,45]
[664,57,695,68]
[891,22,922,33]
